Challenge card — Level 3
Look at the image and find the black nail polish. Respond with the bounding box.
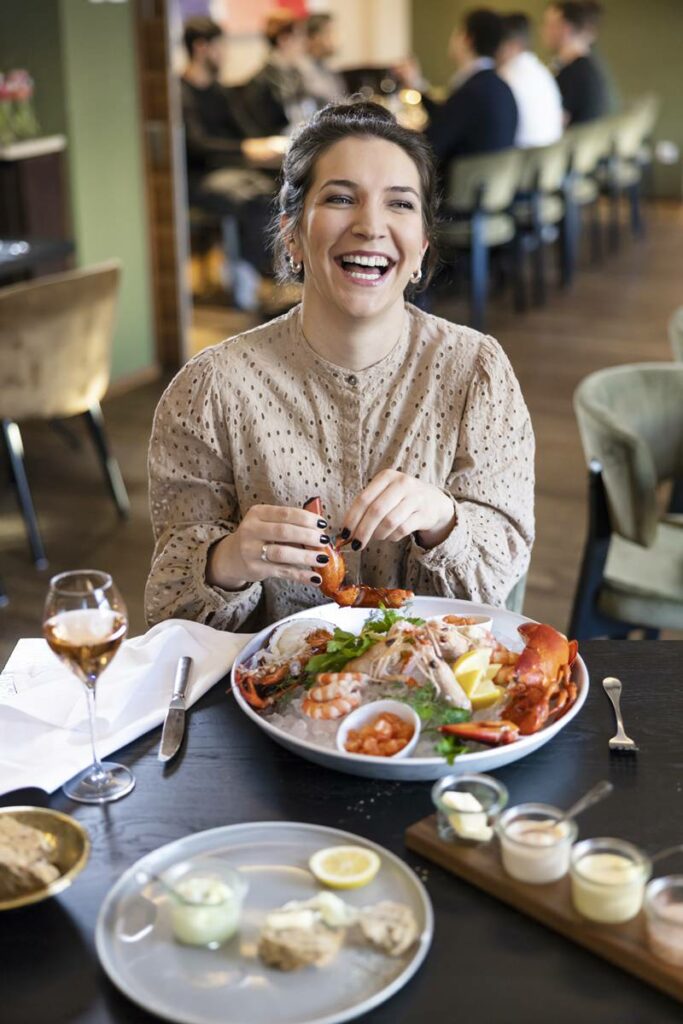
[310,574,322,585]
[340,527,351,540]
[351,538,362,551]
[319,534,330,545]
[316,554,329,564]
[316,518,327,529]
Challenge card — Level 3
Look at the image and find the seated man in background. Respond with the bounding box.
[497,12,563,148]
[181,16,279,310]
[542,1,609,125]
[243,11,314,136]
[298,13,346,109]
[423,8,518,171]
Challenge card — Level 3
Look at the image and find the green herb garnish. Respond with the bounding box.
[394,684,471,728]
[365,606,425,633]
[435,734,468,765]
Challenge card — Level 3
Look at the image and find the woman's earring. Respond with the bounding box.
[410,267,423,284]
[287,253,303,274]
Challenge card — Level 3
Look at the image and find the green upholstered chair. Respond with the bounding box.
[514,138,571,300]
[600,94,661,248]
[440,148,525,331]
[570,364,683,639]
[564,118,615,266]
[505,572,527,615]
[0,261,128,568]
[669,306,683,362]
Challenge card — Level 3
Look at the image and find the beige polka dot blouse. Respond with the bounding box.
[146,303,535,630]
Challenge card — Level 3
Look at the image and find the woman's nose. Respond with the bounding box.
[350,204,387,240]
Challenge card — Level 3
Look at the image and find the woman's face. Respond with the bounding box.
[289,136,428,323]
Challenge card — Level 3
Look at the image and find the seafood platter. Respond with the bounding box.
[96,821,433,1024]
[232,596,589,781]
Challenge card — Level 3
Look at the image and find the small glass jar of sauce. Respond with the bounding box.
[163,858,248,948]
[570,838,651,924]
[496,803,577,884]
[431,773,508,844]
[644,875,683,965]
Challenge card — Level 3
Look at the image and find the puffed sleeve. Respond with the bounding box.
[145,350,261,629]
[405,335,535,606]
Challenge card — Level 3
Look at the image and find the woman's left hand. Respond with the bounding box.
[340,470,457,551]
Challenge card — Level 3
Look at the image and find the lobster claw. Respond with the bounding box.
[439,720,520,746]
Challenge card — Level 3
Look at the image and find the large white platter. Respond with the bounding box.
[230,597,589,781]
[95,821,433,1024]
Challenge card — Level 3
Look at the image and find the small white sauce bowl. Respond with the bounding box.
[432,613,493,638]
[336,699,421,759]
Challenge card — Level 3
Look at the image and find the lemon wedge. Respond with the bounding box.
[453,647,492,697]
[470,680,504,710]
[309,846,381,889]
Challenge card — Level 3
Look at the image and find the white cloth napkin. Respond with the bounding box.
[0,619,253,796]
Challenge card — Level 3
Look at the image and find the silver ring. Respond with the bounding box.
[260,543,270,563]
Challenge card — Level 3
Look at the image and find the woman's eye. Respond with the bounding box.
[325,194,353,205]
[390,200,416,211]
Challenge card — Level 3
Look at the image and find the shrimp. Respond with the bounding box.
[301,672,368,720]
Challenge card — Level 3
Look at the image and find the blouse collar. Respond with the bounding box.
[288,304,413,393]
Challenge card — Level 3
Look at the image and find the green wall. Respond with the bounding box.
[0,0,155,383]
[412,0,683,198]
[60,0,155,381]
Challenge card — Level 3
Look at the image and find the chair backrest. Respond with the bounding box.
[518,137,573,194]
[0,261,121,421]
[565,118,614,175]
[574,363,683,547]
[518,138,570,195]
[668,306,683,362]
[447,148,524,213]
[505,572,527,614]
[612,93,661,160]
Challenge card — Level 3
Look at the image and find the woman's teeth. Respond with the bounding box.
[339,255,392,280]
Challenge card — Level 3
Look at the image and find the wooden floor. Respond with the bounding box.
[2,201,681,663]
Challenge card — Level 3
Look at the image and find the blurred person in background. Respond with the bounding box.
[181,16,280,310]
[421,8,518,172]
[299,13,346,108]
[581,1,619,113]
[244,11,314,136]
[497,12,563,148]
[542,1,609,125]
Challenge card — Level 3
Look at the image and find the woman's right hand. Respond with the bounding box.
[206,504,330,591]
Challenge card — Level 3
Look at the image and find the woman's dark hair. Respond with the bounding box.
[272,101,439,291]
[463,9,506,58]
[182,17,223,58]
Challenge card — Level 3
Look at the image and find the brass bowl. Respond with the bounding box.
[0,806,90,911]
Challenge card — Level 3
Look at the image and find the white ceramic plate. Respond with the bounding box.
[231,597,589,781]
[95,821,433,1024]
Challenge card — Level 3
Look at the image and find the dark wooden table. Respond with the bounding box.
[2,641,682,1024]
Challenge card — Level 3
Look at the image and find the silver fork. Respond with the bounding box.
[602,676,639,752]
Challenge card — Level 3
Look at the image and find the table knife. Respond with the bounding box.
[159,656,193,763]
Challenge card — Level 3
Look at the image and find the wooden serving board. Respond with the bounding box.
[405,814,683,1004]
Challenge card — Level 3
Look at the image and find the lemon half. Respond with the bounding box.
[309,845,381,889]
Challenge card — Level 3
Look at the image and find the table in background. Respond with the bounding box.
[2,641,682,1024]
[0,237,75,283]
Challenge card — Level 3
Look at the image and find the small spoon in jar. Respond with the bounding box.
[650,843,683,865]
[521,780,614,841]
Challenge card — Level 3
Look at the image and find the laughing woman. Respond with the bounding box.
[146,101,534,630]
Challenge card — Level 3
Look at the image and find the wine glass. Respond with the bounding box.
[43,569,135,804]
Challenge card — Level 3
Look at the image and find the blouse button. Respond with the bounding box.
[347,375,358,386]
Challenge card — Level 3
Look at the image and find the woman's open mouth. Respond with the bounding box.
[334,252,397,287]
